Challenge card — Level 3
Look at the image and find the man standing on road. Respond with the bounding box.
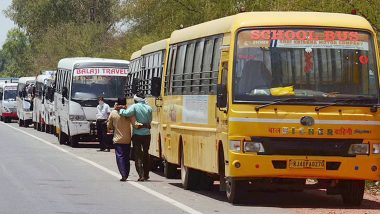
[119,92,152,181]
[96,96,111,152]
[108,97,132,182]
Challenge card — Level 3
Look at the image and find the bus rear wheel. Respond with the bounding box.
[180,150,199,190]
[340,180,365,206]
[226,178,245,204]
[163,159,177,179]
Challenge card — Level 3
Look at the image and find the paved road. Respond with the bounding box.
[0,122,379,214]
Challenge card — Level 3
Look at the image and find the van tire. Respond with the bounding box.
[69,135,79,148]
[341,180,365,206]
[58,130,67,145]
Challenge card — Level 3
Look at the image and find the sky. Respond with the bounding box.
[0,0,15,48]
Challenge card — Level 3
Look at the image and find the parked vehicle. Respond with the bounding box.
[16,77,36,127]
[0,83,18,123]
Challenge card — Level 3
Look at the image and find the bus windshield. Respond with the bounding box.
[4,90,17,100]
[71,76,127,100]
[234,28,379,104]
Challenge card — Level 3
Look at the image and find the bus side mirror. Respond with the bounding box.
[62,87,68,98]
[132,78,139,94]
[217,84,227,109]
[151,77,161,97]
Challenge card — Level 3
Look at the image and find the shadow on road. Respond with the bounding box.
[168,182,380,210]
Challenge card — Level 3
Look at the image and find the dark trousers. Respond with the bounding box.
[132,135,151,179]
[96,120,109,149]
[115,143,131,178]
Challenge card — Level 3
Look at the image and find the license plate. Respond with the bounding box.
[289,160,325,169]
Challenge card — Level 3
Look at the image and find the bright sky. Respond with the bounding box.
[0,0,15,48]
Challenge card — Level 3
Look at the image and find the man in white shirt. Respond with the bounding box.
[96,96,111,152]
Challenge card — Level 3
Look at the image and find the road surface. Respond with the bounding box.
[0,122,379,214]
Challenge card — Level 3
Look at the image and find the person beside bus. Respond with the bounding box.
[96,96,111,152]
[119,93,152,181]
[107,97,131,182]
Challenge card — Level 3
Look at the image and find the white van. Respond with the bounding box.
[43,73,57,134]
[33,71,55,132]
[17,77,36,127]
[55,58,129,147]
[0,83,18,123]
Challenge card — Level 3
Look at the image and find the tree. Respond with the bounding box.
[0,28,33,77]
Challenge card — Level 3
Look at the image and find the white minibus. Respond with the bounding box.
[33,71,55,132]
[0,83,18,123]
[55,58,129,147]
[17,77,36,127]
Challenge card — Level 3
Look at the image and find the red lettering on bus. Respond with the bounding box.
[336,31,349,41]
[284,31,296,40]
[271,30,284,40]
[250,30,261,40]
[324,31,335,41]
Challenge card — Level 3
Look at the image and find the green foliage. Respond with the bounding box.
[0,0,379,76]
[0,28,33,77]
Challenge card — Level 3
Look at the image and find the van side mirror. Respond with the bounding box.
[151,77,161,97]
[132,78,139,94]
[217,84,227,109]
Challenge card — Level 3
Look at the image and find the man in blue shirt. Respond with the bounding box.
[119,92,152,181]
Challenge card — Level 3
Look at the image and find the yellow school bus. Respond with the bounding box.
[132,12,380,205]
[126,39,169,167]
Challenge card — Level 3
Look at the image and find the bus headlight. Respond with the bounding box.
[244,141,265,153]
[348,144,369,155]
[229,141,241,152]
[372,144,380,154]
[69,115,86,121]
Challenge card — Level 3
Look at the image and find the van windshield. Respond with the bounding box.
[71,76,127,100]
[233,28,379,104]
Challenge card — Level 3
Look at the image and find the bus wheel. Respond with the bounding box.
[180,150,199,190]
[340,180,365,206]
[58,130,67,145]
[37,122,42,131]
[163,159,177,179]
[45,124,50,133]
[199,172,214,190]
[18,119,24,127]
[226,178,245,204]
[69,135,79,148]
[41,123,45,132]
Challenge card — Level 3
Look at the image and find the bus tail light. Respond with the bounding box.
[372,144,380,154]
[229,141,241,152]
[348,144,369,155]
[244,141,265,153]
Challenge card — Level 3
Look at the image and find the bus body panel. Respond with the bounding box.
[16,77,36,125]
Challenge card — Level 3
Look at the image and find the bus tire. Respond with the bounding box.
[45,124,50,133]
[41,123,45,132]
[18,119,24,127]
[163,159,177,179]
[226,178,245,204]
[58,130,67,145]
[199,172,214,190]
[340,180,365,206]
[180,150,199,190]
[69,135,79,148]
